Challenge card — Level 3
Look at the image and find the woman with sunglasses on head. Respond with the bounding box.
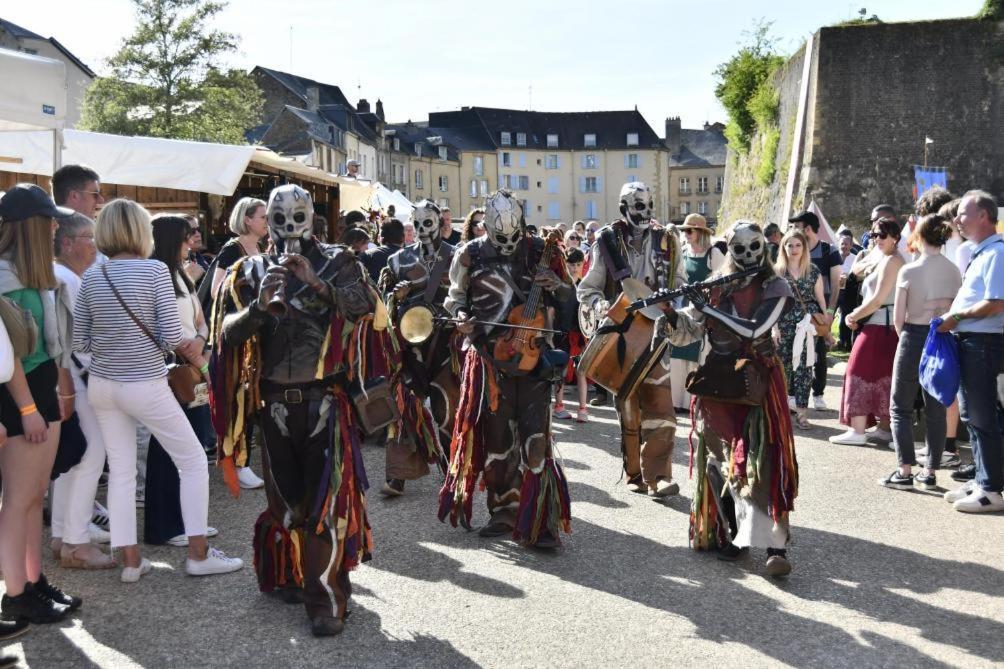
[668,214,724,412]
[830,217,905,446]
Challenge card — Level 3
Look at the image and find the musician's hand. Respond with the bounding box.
[455,313,476,335]
[256,265,287,311]
[393,280,412,301]
[683,286,707,310]
[534,269,562,291]
[280,253,322,290]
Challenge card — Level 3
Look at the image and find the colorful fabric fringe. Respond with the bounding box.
[688,354,798,551]
[438,347,499,528]
[512,457,572,544]
[253,511,304,591]
[328,391,373,572]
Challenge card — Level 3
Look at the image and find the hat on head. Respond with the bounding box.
[788,210,819,229]
[678,213,709,231]
[0,183,74,222]
[347,159,361,167]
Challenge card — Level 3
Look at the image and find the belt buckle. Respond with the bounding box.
[283,388,303,404]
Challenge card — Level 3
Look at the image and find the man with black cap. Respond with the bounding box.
[788,210,842,411]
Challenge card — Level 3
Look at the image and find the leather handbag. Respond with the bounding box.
[686,352,767,406]
[0,294,39,359]
[786,274,830,337]
[101,265,200,405]
[349,375,400,435]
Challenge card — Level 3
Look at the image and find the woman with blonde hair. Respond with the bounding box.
[74,198,243,583]
[209,196,267,297]
[773,229,826,429]
[0,184,79,627]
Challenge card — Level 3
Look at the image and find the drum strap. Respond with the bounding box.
[594,312,635,368]
[422,249,452,303]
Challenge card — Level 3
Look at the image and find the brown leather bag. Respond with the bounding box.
[786,273,830,337]
[686,352,767,406]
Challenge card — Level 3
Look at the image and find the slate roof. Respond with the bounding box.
[385,123,468,161]
[253,66,353,109]
[0,17,96,77]
[428,106,663,151]
[668,127,727,168]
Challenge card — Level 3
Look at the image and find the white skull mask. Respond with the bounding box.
[619,181,653,233]
[412,199,442,245]
[484,190,524,256]
[728,221,767,270]
[267,184,314,252]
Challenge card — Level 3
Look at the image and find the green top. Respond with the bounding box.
[5,288,48,373]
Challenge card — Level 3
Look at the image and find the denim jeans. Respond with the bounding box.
[957,333,1004,493]
[891,324,946,469]
[811,336,828,397]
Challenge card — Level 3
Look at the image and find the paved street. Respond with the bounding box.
[4,363,1004,668]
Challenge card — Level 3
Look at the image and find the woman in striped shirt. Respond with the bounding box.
[73,199,242,583]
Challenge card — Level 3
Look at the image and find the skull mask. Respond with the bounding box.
[484,190,524,256]
[728,221,767,271]
[411,199,442,246]
[619,181,654,234]
[266,184,313,253]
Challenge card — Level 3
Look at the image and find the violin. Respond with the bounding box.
[492,230,563,373]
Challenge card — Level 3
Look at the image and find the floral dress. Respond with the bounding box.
[777,265,821,408]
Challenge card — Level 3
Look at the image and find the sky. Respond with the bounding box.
[3,0,984,133]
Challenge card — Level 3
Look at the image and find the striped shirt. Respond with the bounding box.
[73,259,184,382]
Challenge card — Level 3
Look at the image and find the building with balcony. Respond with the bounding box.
[665,117,727,227]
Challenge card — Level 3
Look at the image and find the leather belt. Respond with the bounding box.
[260,374,347,404]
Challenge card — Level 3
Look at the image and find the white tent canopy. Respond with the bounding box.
[0,129,257,196]
[0,48,66,133]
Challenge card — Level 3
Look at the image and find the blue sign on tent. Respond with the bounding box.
[914,166,948,196]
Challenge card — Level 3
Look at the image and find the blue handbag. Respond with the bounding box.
[919,318,960,407]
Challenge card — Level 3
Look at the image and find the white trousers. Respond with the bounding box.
[88,376,208,547]
[51,373,107,544]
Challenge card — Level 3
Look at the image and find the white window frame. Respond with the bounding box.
[516,132,527,147]
[439,146,448,161]
[545,154,559,170]
[626,132,639,146]
[500,131,511,146]
[698,176,708,194]
[439,175,449,192]
[470,180,477,197]
[480,180,489,196]
[584,133,597,148]
[584,154,597,169]
[585,200,597,219]
[546,134,558,148]
[680,201,690,215]
[415,169,424,189]
[698,201,708,215]
[518,175,530,190]
[502,151,511,167]
[585,177,598,193]
[716,175,724,193]
[393,137,400,151]
[627,153,639,169]
[474,155,484,176]
[679,177,690,194]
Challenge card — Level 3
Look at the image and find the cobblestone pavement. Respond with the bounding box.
[3,364,1003,668]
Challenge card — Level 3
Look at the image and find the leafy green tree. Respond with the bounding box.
[80,0,262,144]
[713,21,784,153]
[977,0,1002,20]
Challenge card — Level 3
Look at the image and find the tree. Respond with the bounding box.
[80,0,263,144]
[713,21,785,154]
[976,0,1002,20]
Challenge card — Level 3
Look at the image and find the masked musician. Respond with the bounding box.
[439,190,574,549]
[212,184,376,636]
[377,200,459,496]
[577,182,686,497]
[654,221,798,578]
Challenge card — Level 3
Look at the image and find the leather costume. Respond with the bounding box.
[216,237,375,628]
[379,238,459,480]
[439,235,574,545]
[577,220,687,492]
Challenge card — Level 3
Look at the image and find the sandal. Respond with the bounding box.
[60,544,116,570]
[796,414,812,430]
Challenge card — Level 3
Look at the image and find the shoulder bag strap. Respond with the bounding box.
[101,264,164,352]
[422,248,452,304]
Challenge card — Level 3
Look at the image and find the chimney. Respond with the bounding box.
[357,98,370,114]
[665,116,682,154]
[306,86,320,112]
[375,99,385,121]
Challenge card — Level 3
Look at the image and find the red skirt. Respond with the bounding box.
[839,324,899,427]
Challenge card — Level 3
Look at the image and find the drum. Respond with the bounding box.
[579,278,669,398]
[398,302,440,344]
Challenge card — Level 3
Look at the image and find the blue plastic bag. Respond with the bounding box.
[919,318,960,407]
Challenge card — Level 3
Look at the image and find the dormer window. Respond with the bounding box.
[626,132,639,146]
[438,146,448,161]
[584,133,597,148]
[516,132,527,147]
[393,138,400,151]
[500,131,511,146]
[547,134,558,148]
[416,144,422,158]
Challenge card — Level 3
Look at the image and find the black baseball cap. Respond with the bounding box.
[788,210,819,229]
[0,184,74,221]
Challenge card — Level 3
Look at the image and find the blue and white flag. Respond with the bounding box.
[914,166,948,196]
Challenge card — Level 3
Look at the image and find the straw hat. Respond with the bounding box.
[678,213,709,231]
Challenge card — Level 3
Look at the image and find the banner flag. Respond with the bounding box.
[914,165,948,197]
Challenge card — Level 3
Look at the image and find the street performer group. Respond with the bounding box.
[207,181,800,637]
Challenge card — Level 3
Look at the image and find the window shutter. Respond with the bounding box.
[581,154,587,169]
[596,177,603,193]
[556,156,561,169]
[623,154,630,169]
[519,153,526,168]
[579,176,586,193]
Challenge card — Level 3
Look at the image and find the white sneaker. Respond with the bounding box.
[944,480,976,503]
[186,547,244,576]
[953,488,1004,513]
[88,523,111,544]
[167,526,220,547]
[866,429,893,443]
[812,396,828,411]
[121,558,152,583]
[237,467,264,490]
[828,429,868,446]
[788,396,796,411]
[91,501,110,531]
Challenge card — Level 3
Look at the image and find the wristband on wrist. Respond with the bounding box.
[827,308,836,315]
[199,363,210,374]
[951,313,964,322]
[58,393,76,399]
[19,403,37,416]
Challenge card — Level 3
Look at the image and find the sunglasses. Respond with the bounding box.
[568,235,581,241]
[872,231,891,240]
